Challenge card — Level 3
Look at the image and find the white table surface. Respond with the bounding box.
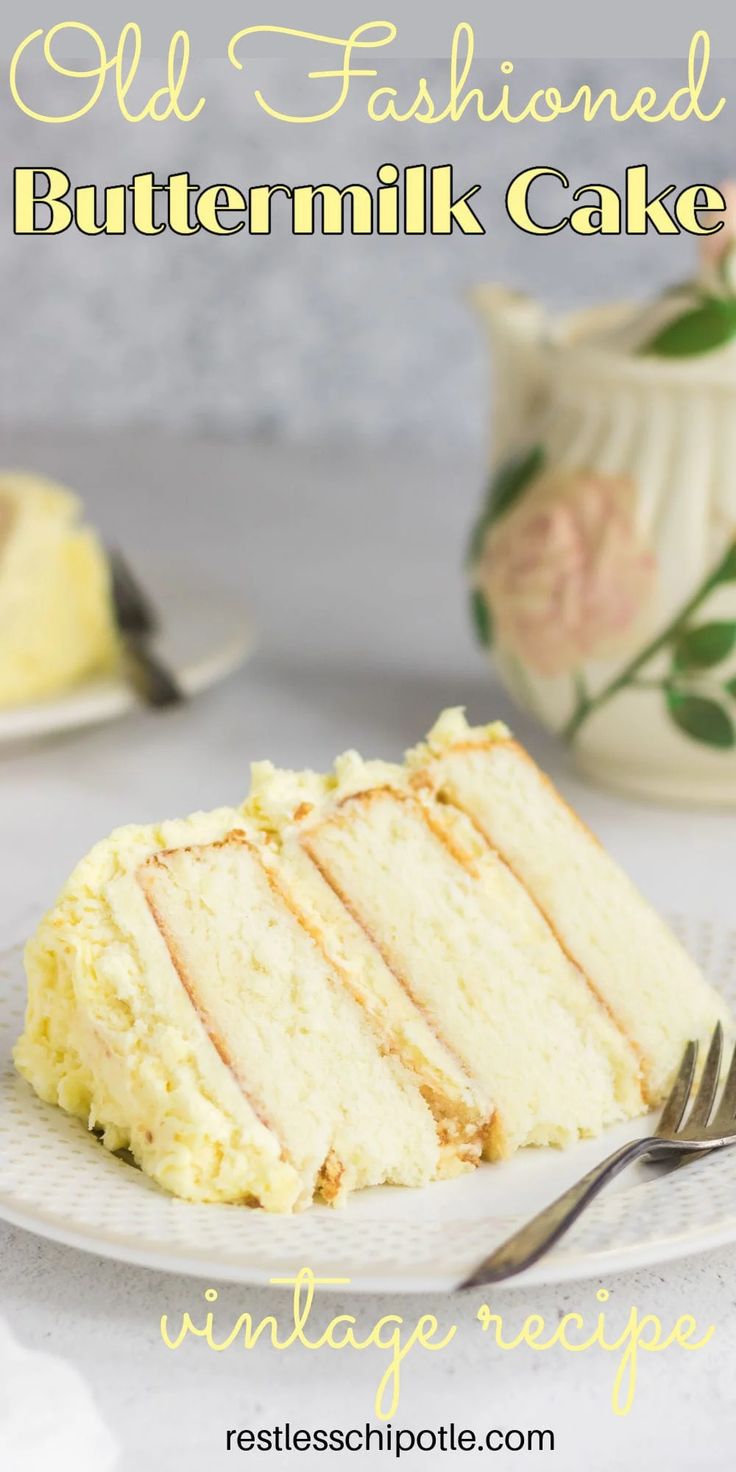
[1,430,734,1470]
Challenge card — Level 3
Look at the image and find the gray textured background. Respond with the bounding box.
[2,56,734,448]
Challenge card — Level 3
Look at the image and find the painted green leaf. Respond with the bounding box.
[724,675,736,699]
[642,298,736,357]
[469,588,493,647]
[712,541,736,585]
[672,621,736,671]
[467,445,545,565]
[490,444,546,521]
[666,690,735,748]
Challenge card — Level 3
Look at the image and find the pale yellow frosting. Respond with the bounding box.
[247,711,510,833]
[406,706,511,764]
[0,471,119,708]
[15,809,303,1209]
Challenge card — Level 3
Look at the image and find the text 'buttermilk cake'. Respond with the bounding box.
[15,711,730,1211]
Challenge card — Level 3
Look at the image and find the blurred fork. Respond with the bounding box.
[461,1023,736,1289]
[108,549,184,709]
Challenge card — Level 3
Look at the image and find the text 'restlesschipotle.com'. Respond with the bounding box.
[226,1423,555,1457]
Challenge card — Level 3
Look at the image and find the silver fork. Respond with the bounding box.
[461,1023,736,1290]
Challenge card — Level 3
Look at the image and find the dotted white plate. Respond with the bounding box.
[0,575,254,744]
[1,918,735,1293]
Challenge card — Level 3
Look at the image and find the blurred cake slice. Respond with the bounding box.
[0,471,118,708]
[408,708,730,1103]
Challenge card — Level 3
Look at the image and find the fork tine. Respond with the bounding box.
[687,1023,724,1131]
[657,1039,698,1137]
[713,1039,736,1127]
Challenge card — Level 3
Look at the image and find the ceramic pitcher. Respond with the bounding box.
[468,220,736,806]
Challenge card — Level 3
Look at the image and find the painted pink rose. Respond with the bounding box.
[699,179,736,268]
[476,469,656,678]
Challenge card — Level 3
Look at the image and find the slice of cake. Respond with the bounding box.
[0,471,118,708]
[15,710,730,1211]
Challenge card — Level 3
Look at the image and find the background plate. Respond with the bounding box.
[1,916,734,1293]
[0,574,254,744]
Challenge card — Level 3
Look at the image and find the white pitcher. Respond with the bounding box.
[469,249,736,806]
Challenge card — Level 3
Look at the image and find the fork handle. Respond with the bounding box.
[461,1136,679,1289]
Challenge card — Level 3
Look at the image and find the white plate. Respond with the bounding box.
[1,916,734,1293]
[0,575,254,744]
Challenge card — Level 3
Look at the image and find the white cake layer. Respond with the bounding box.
[300,786,643,1158]
[139,834,441,1203]
[268,834,489,1155]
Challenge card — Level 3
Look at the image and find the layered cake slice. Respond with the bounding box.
[15,711,730,1210]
